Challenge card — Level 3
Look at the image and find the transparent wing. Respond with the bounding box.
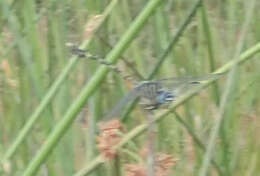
[157,73,222,96]
[103,88,140,120]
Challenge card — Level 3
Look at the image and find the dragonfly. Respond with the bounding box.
[104,73,222,120]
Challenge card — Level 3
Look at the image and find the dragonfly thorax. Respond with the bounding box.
[136,81,163,100]
[135,81,175,110]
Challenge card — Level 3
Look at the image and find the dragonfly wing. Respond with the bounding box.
[157,74,222,96]
[103,88,140,120]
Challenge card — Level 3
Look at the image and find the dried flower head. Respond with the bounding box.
[156,153,178,169]
[155,153,178,176]
[125,164,146,176]
[139,146,149,159]
[97,119,124,160]
[125,152,178,176]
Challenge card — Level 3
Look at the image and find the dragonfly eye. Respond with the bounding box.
[157,90,175,104]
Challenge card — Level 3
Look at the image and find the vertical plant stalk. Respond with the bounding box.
[198,69,236,176]
[198,0,256,175]
[146,112,156,176]
[200,2,220,105]
[173,112,223,174]
[22,0,163,176]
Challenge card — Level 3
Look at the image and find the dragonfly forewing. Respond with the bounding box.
[157,74,222,95]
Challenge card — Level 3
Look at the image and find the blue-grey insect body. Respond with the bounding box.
[104,73,223,120]
[156,90,175,104]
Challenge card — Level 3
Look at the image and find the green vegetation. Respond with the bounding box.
[0,0,259,176]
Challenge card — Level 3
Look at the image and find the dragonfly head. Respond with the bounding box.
[156,90,175,104]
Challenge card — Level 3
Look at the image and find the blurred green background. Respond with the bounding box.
[0,0,260,175]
